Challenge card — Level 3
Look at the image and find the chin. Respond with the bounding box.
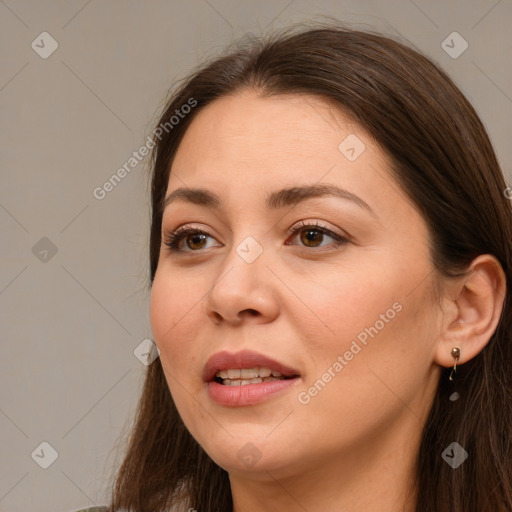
[197,432,298,476]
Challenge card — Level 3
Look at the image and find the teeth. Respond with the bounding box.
[241,368,259,379]
[215,367,284,379]
[222,376,284,386]
[258,367,272,377]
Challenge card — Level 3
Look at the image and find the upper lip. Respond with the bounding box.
[203,349,301,382]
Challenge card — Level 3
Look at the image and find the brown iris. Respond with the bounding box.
[186,233,208,250]
[300,228,324,247]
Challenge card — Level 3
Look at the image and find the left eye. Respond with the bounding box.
[286,221,349,249]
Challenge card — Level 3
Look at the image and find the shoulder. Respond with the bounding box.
[73,507,109,512]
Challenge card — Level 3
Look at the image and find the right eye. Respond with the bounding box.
[163,226,222,253]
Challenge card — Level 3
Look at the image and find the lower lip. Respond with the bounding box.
[207,377,300,406]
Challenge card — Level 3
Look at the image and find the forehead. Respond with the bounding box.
[169,91,383,183]
[173,92,361,163]
[165,91,419,229]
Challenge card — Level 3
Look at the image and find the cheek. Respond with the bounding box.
[292,259,435,405]
[149,270,204,368]
[290,308,428,457]
[287,261,399,354]
[149,272,208,421]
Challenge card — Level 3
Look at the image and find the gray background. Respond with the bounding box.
[0,1,510,511]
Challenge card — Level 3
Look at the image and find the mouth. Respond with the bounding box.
[204,350,301,406]
[203,349,301,384]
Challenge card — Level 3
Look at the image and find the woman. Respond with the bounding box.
[86,23,511,512]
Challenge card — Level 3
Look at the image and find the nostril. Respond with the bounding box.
[208,309,259,323]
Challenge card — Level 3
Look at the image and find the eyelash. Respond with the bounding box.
[163,221,349,254]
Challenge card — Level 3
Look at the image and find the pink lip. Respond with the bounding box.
[203,349,301,407]
[207,379,300,406]
[202,349,300,382]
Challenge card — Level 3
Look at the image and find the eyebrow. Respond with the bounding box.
[163,184,376,216]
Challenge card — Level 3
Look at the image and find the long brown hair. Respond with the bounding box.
[107,23,512,511]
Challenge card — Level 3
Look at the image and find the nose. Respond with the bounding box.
[203,240,279,326]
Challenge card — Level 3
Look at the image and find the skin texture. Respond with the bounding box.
[149,91,506,512]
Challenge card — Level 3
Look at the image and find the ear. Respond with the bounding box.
[434,254,507,369]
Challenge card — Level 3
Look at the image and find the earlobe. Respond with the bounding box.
[434,254,506,370]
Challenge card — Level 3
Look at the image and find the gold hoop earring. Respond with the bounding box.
[449,346,461,381]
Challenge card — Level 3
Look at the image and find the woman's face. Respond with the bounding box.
[150,91,443,478]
